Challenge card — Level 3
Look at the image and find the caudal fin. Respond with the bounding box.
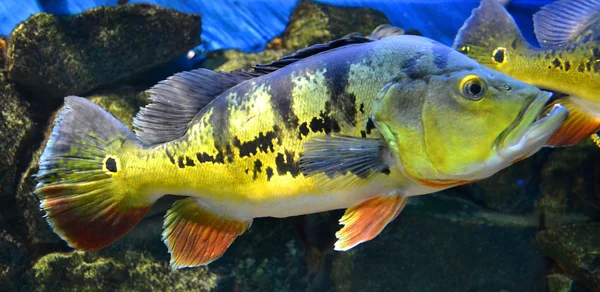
[453,0,530,66]
[35,96,153,250]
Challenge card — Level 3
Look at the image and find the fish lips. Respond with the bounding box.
[496,91,569,158]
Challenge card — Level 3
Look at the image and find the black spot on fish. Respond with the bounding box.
[594,61,600,73]
[323,60,357,126]
[196,151,225,164]
[493,48,505,64]
[365,118,376,135]
[309,112,341,134]
[105,157,117,172]
[209,97,231,146]
[359,103,365,114]
[587,61,592,72]
[593,47,600,59]
[270,77,299,129]
[275,151,300,177]
[360,130,367,138]
[381,168,390,175]
[266,167,274,181]
[185,156,195,167]
[511,40,518,50]
[432,44,450,69]
[177,156,185,169]
[298,122,310,139]
[564,61,571,71]
[233,127,280,158]
[225,145,234,163]
[165,149,175,165]
[253,159,263,180]
[551,58,561,69]
[403,53,425,79]
[578,63,586,72]
[245,169,249,174]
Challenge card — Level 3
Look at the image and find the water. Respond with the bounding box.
[0,1,597,291]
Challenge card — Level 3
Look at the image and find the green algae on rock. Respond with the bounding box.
[201,1,389,72]
[6,4,201,102]
[0,82,32,224]
[536,223,600,291]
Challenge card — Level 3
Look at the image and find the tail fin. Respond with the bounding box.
[35,96,153,251]
[453,0,529,66]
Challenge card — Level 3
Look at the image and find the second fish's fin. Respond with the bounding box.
[163,197,252,269]
[334,195,408,251]
[544,97,600,147]
[533,0,600,48]
[453,0,529,66]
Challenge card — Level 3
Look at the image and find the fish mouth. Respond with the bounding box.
[496,91,569,158]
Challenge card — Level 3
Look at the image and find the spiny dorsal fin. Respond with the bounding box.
[533,0,600,48]
[252,36,374,74]
[133,69,255,145]
[368,24,405,40]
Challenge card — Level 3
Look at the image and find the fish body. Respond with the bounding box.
[453,0,600,146]
[35,31,568,269]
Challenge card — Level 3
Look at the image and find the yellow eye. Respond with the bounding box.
[460,75,487,100]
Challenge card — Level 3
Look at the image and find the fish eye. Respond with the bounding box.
[460,75,487,100]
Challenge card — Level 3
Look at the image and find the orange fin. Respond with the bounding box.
[545,98,600,147]
[334,195,407,251]
[37,185,151,250]
[162,197,252,269]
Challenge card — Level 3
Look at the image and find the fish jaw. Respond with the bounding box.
[496,92,569,160]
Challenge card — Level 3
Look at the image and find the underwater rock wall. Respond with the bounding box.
[0,1,598,291]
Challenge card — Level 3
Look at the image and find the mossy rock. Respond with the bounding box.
[0,82,33,232]
[536,223,600,291]
[0,230,27,291]
[201,1,389,72]
[7,4,201,102]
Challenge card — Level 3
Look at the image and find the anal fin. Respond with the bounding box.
[162,197,252,269]
[544,97,600,147]
[334,195,408,251]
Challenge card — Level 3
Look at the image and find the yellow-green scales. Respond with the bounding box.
[34,29,568,269]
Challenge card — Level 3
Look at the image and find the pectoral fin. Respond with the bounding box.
[544,97,600,147]
[162,197,252,269]
[334,195,408,251]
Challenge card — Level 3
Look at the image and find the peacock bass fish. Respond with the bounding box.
[34,29,568,269]
[453,0,600,147]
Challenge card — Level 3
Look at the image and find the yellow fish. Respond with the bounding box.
[34,31,567,269]
[453,0,600,147]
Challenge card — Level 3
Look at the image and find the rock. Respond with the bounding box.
[281,1,389,50]
[0,230,27,291]
[7,4,201,103]
[536,223,600,291]
[14,87,148,248]
[201,1,390,72]
[0,82,33,236]
[547,274,574,292]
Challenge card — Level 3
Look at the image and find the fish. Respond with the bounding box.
[34,29,568,269]
[453,0,600,147]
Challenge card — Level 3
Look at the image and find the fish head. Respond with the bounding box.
[372,66,568,186]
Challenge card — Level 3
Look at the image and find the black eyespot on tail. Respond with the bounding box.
[105,157,118,173]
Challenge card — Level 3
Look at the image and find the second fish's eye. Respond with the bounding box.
[461,76,487,100]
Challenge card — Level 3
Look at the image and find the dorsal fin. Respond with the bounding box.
[368,24,405,40]
[252,36,374,74]
[133,69,255,145]
[533,0,600,48]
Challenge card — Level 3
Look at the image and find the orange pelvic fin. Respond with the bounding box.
[334,195,408,251]
[162,197,252,269]
[545,98,600,147]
